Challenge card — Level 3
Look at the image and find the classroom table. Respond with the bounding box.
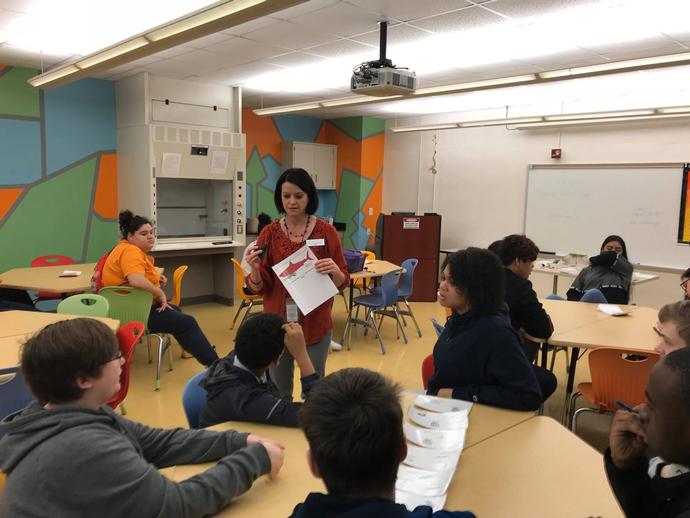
[447,416,623,518]
[169,397,537,517]
[340,259,403,351]
[541,300,658,422]
[533,264,659,295]
[0,262,97,293]
[0,311,120,369]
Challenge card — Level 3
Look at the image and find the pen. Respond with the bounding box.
[614,400,638,413]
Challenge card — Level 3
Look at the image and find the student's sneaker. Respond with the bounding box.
[330,340,343,351]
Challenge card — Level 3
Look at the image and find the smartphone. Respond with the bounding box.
[256,244,268,256]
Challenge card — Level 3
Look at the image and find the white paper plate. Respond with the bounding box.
[408,406,468,430]
[403,442,462,471]
[414,395,473,414]
[404,423,466,450]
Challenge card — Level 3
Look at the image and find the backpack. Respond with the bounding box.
[343,249,366,273]
[90,250,112,293]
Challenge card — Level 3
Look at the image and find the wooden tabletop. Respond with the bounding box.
[0,336,22,370]
[541,299,641,335]
[533,266,658,285]
[447,416,623,517]
[0,310,119,339]
[549,306,658,352]
[350,260,402,280]
[0,263,96,292]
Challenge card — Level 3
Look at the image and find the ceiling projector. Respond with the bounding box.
[351,21,417,97]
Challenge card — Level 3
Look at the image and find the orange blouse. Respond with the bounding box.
[102,240,160,287]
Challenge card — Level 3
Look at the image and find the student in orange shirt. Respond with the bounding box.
[102,210,218,366]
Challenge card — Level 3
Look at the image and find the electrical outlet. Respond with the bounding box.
[368,207,373,216]
[366,228,372,236]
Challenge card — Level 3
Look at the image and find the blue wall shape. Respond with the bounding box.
[316,190,337,221]
[44,78,116,174]
[0,119,41,185]
[272,115,323,143]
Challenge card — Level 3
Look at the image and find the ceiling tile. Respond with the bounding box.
[242,20,336,51]
[149,45,197,60]
[578,35,681,55]
[169,48,250,69]
[220,15,281,35]
[264,51,327,67]
[271,0,341,21]
[410,6,505,34]
[351,24,434,47]
[184,32,234,50]
[205,36,289,60]
[197,61,286,84]
[0,44,67,69]
[143,58,218,78]
[599,45,689,63]
[0,8,24,28]
[344,0,471,22]
[486,0,599,21]
[109,68,147,81]
[0,1,34,12]
[521,48,605,69]
[304,38,375,59]
[291,2,384,38]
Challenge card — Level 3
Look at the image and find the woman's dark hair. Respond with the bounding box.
[274,168,319,215]
[118,210,151,239]
[442,247,505,315]
[600,235,628,259]
[257,212,272,234]
[21,318,119,404]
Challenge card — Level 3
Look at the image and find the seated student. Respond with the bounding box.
[290,368,476,518]
[681,268,690,301]
[102,210,218,366]
[0,287,37,312]
[605,347,690,518]
[654,300,690,356]
[567,235,633,304]
[0,318,284,518]
[199,313,319,428]
[428,248,543,411]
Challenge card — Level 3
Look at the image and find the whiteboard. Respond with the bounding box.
[524,165,690,269]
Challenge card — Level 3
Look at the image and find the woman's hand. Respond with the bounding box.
[315,258,345,286]
[154,289,171,312]
[159,273,168,287]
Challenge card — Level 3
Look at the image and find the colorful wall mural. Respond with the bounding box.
[0,66,118,272]
[243,109,384,250]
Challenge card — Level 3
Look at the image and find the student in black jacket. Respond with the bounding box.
[605,347,690,518]
[427,248,542,411]
[199,313,319,428]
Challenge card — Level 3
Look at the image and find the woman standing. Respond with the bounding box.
[246,168,349,399]
[428,248,543,411]
[567,235,633,304]
[102,210,218,366]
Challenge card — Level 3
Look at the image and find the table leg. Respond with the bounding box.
[562,347,580,426]
[540,342,549,369]
[552,274,558,295]
[341,280,355,346]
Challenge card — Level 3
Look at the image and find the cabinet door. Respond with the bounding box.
[292,143,315,177]
[314,145,336,189]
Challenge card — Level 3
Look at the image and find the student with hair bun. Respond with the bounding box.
[102,210,218,366]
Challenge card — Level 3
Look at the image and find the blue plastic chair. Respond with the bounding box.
[371,258,422,338]
[0,367,34,438]
[182,370,208,429]
[347,271,407,354]
[430,317,445,338]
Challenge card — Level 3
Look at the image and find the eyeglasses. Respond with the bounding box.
[102,351,123,365]
[681,279,689,291]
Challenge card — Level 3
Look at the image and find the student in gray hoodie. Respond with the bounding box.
[0,318,285,518]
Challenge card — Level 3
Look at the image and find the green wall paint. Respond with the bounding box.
[328,117,363,141]
[0,67,40,118]
[335,169,374,249]
[85,215,118,261]
[361,117,385,139]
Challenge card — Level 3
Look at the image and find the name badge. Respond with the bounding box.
[306,238,325,247]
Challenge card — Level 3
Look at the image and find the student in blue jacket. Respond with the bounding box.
[428,248,543,411]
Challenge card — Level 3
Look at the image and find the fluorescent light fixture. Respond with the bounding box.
[459,116,544,128]
[390,123,459,133]
[656,106,690,114]
[539,52,690,79]
[514,112,690,129]
[28,0,306,89]
[543,109,655,121]
[76,37,149,70]
[319,95,402,108]
[253,102,322,116]
[412,75,537,97]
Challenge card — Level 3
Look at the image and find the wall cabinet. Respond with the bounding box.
[282,141,337,190]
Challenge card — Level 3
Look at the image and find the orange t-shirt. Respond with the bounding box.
[102,240,160,287]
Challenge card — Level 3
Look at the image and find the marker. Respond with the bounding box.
[614,400,638,413]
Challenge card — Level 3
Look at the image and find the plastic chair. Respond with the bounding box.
[31,254,76,302]
[347,271,406,354]
[569,348,659,432]
[0,367,34,438]
[106,322,145,414]
[395,258,422,338]
[430,317,445,338]
[57,294,109,317]
[182,370,208,429]
[169,265,188,306]
[230,258,263,330]
[421,354,434,390]
[353,250,376,292]
[99,286,172,391]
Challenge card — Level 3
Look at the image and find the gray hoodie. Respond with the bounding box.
[0,401,271,517]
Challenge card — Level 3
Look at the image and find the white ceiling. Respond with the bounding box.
[2,0,690,119]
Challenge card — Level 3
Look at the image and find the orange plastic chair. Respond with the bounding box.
[31,254,76,301]
[569,348,660,432]
[230,258,263,330]
[169,265,188,306]
[106,321,145,414]
[421,354,435,390]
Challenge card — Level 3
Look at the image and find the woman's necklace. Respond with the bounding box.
[283,215,311,243]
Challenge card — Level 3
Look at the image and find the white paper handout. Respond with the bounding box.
[396,489,447,513]
[272,245,338,315]
[403,443,461,471]
[597,304,631,316]
[414,395,473,414]
[161,152,181,176]
[408,406,468,431]
[210,151,229,176]
[404,423,466,450]
[396,464,454,496]
[59,270,82,277]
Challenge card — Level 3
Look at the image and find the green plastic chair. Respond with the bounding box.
[99,286,173,390]
[57,294,110,317]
